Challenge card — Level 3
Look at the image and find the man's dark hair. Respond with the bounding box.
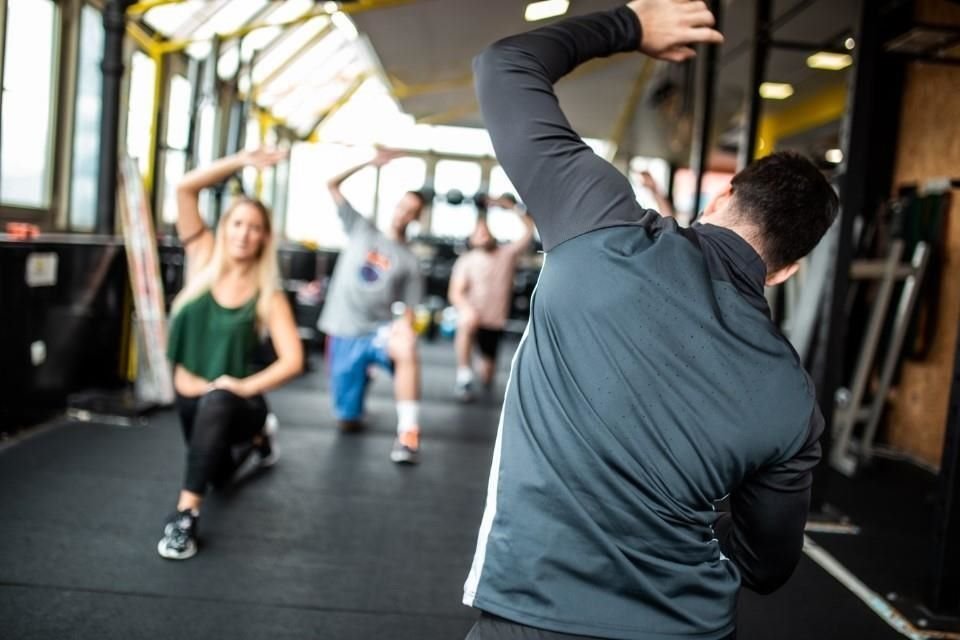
[729,151,839,271]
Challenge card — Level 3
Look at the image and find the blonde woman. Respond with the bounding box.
[158,148,303,560]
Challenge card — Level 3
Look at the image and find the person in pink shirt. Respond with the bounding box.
[448,195,535,401]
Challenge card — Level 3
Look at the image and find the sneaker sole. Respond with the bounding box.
[390,450,420,464]
[157,538,197,560]
[260,450,280,467]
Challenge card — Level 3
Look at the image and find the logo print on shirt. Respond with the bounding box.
[359,249,393,284]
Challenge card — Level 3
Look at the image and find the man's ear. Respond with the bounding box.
[765,261,800,287]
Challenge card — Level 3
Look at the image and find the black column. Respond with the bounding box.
[933,299,960,614]
[738,0,771,171]
[690,0,723,218]
[95,0,134,235]
[811,0,908,510]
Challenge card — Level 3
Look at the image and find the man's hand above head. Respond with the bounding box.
[627,0,724,63]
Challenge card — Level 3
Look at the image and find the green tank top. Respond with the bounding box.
[167,290,259,381]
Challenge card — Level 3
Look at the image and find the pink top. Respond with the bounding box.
[451,240,529,330]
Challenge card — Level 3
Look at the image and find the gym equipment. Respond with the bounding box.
[829,239,931,476]
[419,189,518,208]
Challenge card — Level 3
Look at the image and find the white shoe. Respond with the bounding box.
[258,413,280,467]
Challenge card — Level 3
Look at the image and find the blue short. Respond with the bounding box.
[326,328,394,420]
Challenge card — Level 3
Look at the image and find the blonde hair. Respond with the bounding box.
[171,197,279,332]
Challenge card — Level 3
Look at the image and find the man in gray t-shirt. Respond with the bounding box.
[320,149,426,464]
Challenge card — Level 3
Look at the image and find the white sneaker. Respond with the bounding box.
[258,413,280,467]
[455,379,475,403]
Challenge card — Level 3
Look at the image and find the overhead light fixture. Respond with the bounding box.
[807,52,853,70]
[825,148,844,164]
[525,0,570,22]
[759,82,794,100]
[845,37,856,50]
[331,10,358,39]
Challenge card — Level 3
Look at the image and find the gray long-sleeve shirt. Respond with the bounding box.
[463,8,823,640]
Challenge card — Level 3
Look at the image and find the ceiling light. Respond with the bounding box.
[807,52,853,70]
[759,82,794,100]
[844,37,856,50]
[331,11,358,40]
[825,148,844,164]
[323,2,339,13]
[524,0,570,22]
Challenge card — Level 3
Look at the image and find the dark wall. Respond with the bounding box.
[0,236,129,431]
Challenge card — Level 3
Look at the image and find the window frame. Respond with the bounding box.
[0,0,64,227]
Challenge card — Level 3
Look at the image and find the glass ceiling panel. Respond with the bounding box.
[142,0,210,36]
[251,16,330,86]
[257,30,349,105]
[184,0,270,59]
[264,0,315,26]
[316,77,410,145]
[274,78,350,122]
[189,0,268,41]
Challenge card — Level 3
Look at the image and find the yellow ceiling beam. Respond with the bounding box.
[126,19,160,54]
[606,59,656,161]
[126,0,185,17]
[756,83,847,158]
[306,74,371,142]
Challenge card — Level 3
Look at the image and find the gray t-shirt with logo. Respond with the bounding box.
[318,202,423,337]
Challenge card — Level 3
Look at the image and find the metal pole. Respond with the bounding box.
[185,56,201,170]
[812,0,883,508]
[738,0,771,170]
[690,0,723,218]
[95,0,134,234]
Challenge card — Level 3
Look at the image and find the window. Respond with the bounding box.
[125,51,157,179]
[627,156,671,210]
[486,165,527,242]
[376,157,427,233]
[160,74,193,225]
[430,160,482,238]
[425,126,494,157]
[671,168,733,222]
[0,0,58,207]
[286,143,376,248]
[69,4,105,230]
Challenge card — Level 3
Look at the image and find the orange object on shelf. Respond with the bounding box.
[5,222,40,240]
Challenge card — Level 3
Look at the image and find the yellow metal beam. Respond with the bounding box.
[144,51,165,194]
[126,0,185,17]
[756,83,847,158]
[126,20,160,54]
[306,74,371,142]
[606,59,656,161]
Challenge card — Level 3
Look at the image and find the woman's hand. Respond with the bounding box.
[210,375,254,397]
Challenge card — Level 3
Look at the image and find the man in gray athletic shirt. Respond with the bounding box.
[462,1,839,639]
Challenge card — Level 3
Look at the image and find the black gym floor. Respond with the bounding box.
[0,340,904,640]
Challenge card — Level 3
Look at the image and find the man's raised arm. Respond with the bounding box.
[473,1,721,251]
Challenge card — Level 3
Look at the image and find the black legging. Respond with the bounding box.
[176,390,269,495]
